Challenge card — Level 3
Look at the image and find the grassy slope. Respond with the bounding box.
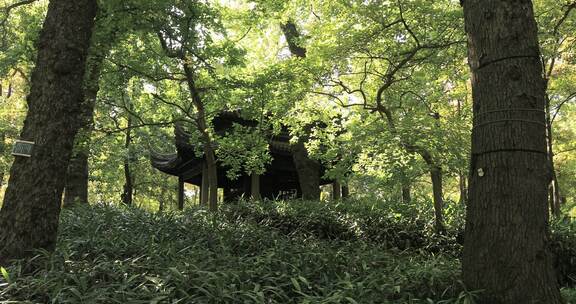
[0,201,573,303]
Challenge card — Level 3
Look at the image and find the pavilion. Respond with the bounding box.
[151,112,338,208]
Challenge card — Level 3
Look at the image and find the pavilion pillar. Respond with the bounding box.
[223,187,232,202]
[251,173,261,201]
[178,176,185,210]
[342,184,350,199]
[201,164,209,206]
[332,181,341,200]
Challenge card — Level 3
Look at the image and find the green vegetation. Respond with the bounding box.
[0,0,575,302]
[0,202,467,303]
[0,201,575,303]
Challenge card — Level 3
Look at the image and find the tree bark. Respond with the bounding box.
[63,32,109,207]
[458,172,468,205]
[292,140,321,200]
[545,94,562,217]
[201,164,209,206]
[342,184,350,198]
[183,63,218,211]
[401,182,411,204]
[461,1,563,302]
[281,21,321,201]
[121,113,133,206]
[0,0,97,263]
[0,132,5,188]
[177,176,184,210]
[429,165,444,233]
[250,173,261,201]
[333,181,341,200]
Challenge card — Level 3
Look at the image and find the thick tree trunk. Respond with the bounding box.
[251,173,261,201]
[292,140,321,200]
[545,95,562,217]
[63,36,108,207]
[63,152,89,206]
[281,21,321,201]
[461,1,563,302]
[0,0,97,263]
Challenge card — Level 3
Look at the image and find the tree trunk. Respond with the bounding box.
[545,95,562,217]
[458,172,468,205]
[0,132,5,188]
[204,145,218,211]
[401,182,411,204]
[159,186,165,213]
[430,166,444,234]
[182,63,218,211]
[292,140,321,200]
[281,21,321,201]
[177,176,184,210]
[63,33,109,207]
[201,164,208,206]
[0,0,97,263]
[342,184,349,198]
[251,173,261,201]
[333,181,341,200]
[121,114,133,206]
[461,1,562,302]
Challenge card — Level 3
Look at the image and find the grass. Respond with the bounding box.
[0,200,573,303]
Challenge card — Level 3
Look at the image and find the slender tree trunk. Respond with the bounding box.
[0,0,97,263]
[401,182,411,204]
[201,164,208,206]
[177,176,184,210]
[461,1,562,302]
[458,173,468,204]
[204,145,218,211]
[6,82,12,98]
[182,64,218,211]
[63,33,109,207]
[342,184,349,198]
[378,97,445,232]
[429,166,444,233]
[333,181,341,200]
[0,132,5,188]
[545,94,562,216]
[159,185,165,213]
[121,114,133,206]
[251,173,261,201]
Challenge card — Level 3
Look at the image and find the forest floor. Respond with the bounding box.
[0,201,574,303]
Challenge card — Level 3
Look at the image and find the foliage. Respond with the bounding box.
[221,198,464,255]
[0,204,478,304]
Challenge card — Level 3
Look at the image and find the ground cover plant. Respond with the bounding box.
[1,201,575,303]
[0,203,473,304]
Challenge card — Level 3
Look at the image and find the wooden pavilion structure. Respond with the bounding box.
[151,112,337,207]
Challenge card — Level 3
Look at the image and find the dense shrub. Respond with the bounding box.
[0,204,476,303]
[0,202,574,303]
[221,199,463,255]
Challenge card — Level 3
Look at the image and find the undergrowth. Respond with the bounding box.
[0,203,475,304]
[0,200,574,303]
